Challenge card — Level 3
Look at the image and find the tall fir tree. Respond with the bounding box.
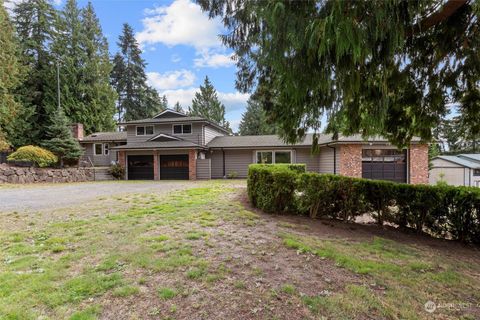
[238,98,276,136]
[80,1,116,133]
[111,23,160,121]
[173,101,184,113]
[0,0,30,148]
[189,76,231,131]
[42,107,83,166]
[13,0,57,144]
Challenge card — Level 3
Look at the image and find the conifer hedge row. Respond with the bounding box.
[247,164,480,243]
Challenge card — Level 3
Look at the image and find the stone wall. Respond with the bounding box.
[338,144,362,178]
[409,144,429,184]
[0,164,94,184]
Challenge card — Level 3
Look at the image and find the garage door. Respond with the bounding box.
[362,149,406,183]
[160,155,189,180]
[128,155,154,180]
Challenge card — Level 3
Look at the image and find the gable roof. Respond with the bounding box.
[458,154,480,164]
[111,140,204,150]
[153,109,187,119]
[433,155,480,169]
[147,133,182,142]
[81,131,127,142]
[207,133,422,148]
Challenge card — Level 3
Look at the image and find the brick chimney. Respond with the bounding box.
[71,123,84,140]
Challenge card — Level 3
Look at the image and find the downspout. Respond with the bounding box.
[222,148,226,178]
[326,144,337,174]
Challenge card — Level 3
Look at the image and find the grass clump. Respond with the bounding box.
[158,287,177,300]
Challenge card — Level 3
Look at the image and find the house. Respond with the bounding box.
[75,109,429,183]
[429,154,480,187]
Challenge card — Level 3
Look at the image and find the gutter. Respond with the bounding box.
[326,144,337,174]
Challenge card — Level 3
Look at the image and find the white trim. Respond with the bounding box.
[172,123,192,135]
[153,109,186,119]
[255,150,293,164]
[135,125,154,136]
[148,133,182,142]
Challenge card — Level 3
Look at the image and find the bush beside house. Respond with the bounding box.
[7,146,58,168]
[248,164,480,244]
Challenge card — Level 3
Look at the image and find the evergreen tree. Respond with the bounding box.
[111,23,160,121]
[189,76,230,130]
[42,107,83,166]
[0,0,31,148]
[80,1,116,133]
[13,0,57,144]
[200,1,480,147]
[238,98,276,136]
[173,101,184,113]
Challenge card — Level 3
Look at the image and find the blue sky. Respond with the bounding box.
[8,0,249,131]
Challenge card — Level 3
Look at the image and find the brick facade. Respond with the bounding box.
[409,144,429,184]
[338,144,362,178]
[70,123,84,140]
[189,149,197,180]
[153,151,160,180]
[118,151,126,168]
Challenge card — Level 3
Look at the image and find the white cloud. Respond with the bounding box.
[171,54,181,63]
[137,0,223,51]
[161,87,249,112]
[194,51,235,68]
[147,70,196,91]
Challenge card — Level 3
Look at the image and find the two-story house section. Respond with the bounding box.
[77,109,430,184]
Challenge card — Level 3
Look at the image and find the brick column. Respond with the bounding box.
[153,151,160,180]
[117,151,127,180]
[189,149,197,180]
[409,144,429,184]
[338,144,362,178]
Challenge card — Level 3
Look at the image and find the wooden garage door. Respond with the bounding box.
[128,155,154,180]
[362,149,406,183]
[160,155,189,180]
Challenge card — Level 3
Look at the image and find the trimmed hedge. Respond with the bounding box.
[7,145,58,168]
[247,164,480,244]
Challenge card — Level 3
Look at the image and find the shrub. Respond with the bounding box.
[247,164,480,244]
[227,171,238,179]
[7,145,58,167]
[109,163,125,180]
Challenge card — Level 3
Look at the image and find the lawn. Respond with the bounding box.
[0,181,479,319]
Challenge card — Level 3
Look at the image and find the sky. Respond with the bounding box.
[6,0,250,131]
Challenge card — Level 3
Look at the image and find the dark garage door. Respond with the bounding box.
[128,155,154,180]
[362,149,406,183]
[160,155,189,180]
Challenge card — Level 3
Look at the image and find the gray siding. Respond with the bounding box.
[224,150,254,178]
[295,148,320,172]
[319,146,337,174]
[126,122,204,145]
[82,143,117,167]
[204,126,225,145]
[196,159,211,179]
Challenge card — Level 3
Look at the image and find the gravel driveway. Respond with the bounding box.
[0,181,202,212]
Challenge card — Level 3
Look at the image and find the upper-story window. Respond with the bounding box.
[173,124,192,135]
[136,125,154,136]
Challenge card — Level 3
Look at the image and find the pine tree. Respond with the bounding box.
[42,107,83,166]
[173,101,184,113]
[0,0,30,148]
[80,1,116,133]
[189,76,230,130]
[111,23,160,121]
[238,98,276,136]
[13,0,57,144]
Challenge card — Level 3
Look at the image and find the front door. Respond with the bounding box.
[160,155,189,180]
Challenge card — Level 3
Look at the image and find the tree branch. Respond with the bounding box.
[412,0,468,34]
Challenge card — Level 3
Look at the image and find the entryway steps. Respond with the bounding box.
[93,167,114,181]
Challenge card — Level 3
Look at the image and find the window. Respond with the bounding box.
[172,124,192,134]
[136,126,154,136]
[94,143,103,155]
[256,150,292,164]
[104,144,109,155]
[257,151,273,164]
[275,151,291,164]
[474,169,480,176]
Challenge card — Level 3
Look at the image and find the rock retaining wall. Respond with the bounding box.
[0,164,94,183]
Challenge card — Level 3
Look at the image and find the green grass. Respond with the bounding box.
[157,287,177,300]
